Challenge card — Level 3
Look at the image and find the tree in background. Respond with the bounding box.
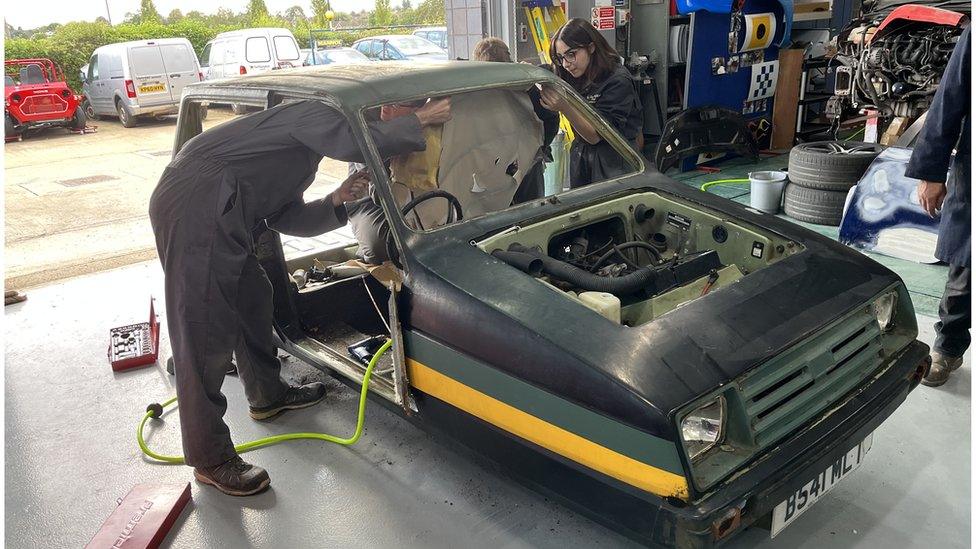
[413,0,446,24]
[140,0,162,23]
[284,5,309,27]
[310,0,332,27]
[167,9,184,23]
[369,0,395,27]
[247,0,270,22]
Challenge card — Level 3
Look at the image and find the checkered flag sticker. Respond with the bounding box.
[748,61,779,101]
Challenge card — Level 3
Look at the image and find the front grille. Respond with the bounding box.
[21,94,68,115]
[737,309,883,447]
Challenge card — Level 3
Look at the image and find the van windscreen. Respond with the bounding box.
[273,36,300,61]
[160,44,197,73]
[129,47,167,77]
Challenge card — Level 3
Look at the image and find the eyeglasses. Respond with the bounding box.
[554,47,580,65]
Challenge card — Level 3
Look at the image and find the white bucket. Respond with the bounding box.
[749,171,788,214]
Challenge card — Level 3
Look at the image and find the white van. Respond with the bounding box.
[81,38,201,128]
[202,27,302,80]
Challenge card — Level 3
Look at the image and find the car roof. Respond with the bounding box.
[184,61,556,111]
[97,38,191,50]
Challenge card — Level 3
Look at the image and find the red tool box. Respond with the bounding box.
[109,299,160,371]
[85,483,191,549]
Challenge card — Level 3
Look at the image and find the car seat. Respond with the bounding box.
[4,75,15,87]
[19,65,46,85]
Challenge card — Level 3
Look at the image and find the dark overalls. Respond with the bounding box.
[905,26,971,359]
[148,101,424,467]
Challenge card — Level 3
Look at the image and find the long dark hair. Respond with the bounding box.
[549,18,620,89]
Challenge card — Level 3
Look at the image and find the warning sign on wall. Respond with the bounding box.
[591,6,616,30]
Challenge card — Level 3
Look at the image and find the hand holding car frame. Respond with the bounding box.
[333,168,371,206]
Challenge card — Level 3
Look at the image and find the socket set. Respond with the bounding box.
[108,299,160,372]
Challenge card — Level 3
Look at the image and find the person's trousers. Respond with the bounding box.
[934,264,971,358]
[150,163,288,468]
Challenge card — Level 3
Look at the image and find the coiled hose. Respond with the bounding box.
[137,340,392,464]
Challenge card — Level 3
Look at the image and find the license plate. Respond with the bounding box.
[770,432,873,537]
[138,84,166,94]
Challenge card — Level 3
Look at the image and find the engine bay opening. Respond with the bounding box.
[480,191,805,326]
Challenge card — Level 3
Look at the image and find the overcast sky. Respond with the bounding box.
[5,0,379,29]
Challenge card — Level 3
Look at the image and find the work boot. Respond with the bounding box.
[921,352,964,387]
[249,382,327,420]
[193,456,270,496]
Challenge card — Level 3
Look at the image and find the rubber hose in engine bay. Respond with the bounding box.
[499,244,660,295]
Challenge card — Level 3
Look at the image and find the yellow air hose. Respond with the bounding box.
[138,340,392,464]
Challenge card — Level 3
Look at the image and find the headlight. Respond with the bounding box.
[871,291,898,332]
[680,396,726,461]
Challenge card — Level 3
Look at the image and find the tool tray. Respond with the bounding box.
[109,299,160,371]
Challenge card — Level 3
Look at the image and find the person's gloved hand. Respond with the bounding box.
[917,180,947,218]
[333,168,370,206]
[415,98,452,126]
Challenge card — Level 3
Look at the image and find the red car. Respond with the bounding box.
[5,58,87,139]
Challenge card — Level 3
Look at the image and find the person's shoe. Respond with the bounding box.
[921,352,963,387]
[249,382,327,420]
[193,456,270,496]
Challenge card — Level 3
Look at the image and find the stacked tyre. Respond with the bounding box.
[784,141,885,225]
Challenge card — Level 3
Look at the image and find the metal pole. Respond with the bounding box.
[105,0,113,24]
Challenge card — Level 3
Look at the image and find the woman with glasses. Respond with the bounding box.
[540,18,643,188]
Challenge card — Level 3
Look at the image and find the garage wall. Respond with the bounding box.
[446,0,487,59]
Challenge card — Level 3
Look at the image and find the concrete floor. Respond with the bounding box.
[4,259,970,547]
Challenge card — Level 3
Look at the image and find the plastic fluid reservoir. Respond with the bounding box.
[578,291,621,323]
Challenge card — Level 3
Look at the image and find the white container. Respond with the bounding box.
[749,171,788,214]
[578,291,621,323]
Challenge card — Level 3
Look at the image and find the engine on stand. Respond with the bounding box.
[826,4,968,144]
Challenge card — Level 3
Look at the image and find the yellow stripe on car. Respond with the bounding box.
[407,359,690,500]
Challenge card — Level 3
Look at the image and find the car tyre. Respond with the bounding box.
[787,141,885,191]
[5,114,22,139]
[231,103,248,115]
[82,99,98,121]
[782,183,848,226]
[199,105,209,120]
[69,106,87,131]
[116,100,138,128]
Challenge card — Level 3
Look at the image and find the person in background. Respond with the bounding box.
[472,37,560,203]
[905,26,970,387]
[539,18,642,189]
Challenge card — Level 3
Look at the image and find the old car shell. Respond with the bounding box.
[173,62,929,546]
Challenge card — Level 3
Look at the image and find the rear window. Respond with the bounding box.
[246,37,272,63]
[273,35,300,61]
[129,46,166,77]
[160,44,197,73]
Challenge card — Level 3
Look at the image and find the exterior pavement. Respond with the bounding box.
[3,260,969,548]
[3,109,347,290]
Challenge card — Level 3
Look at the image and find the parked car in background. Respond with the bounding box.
[80,38,201,128]
[202,28,301,113]
[304,47,371,66]
[5,58,86,139]
[412,26,448,50]
[352,35,448,61]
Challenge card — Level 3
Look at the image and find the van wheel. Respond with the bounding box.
[82,99,98,121]
[69,107,87,131]
[117,100,138,128]
[231,103,248,115]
